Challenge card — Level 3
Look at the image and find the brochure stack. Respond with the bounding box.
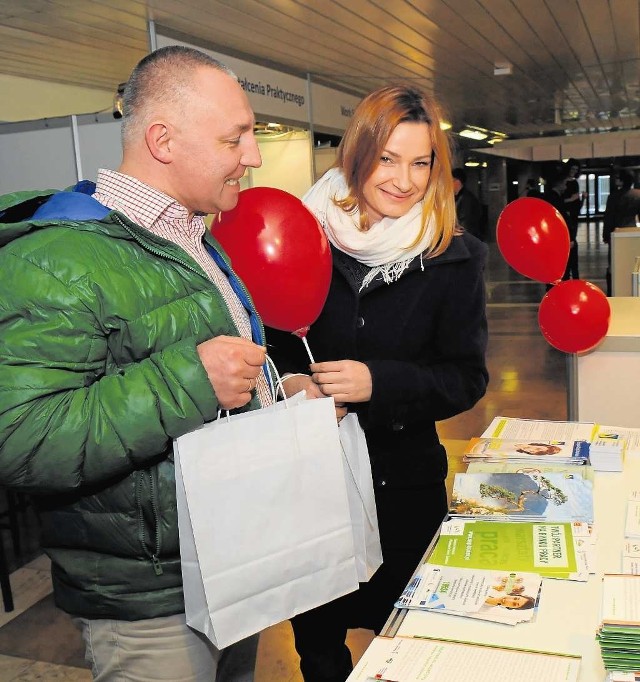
[597,574,640,672]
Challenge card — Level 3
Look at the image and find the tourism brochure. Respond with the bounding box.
[481,416,596,443]
[345,635,581,682]
[395,563,542,625]
[449,472,594,523]
[463,436,590,464]
[427,519,591,581]
[597,574,640,672]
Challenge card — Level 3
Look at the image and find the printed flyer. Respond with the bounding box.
[396,564,542,625]
[427,519,588,580]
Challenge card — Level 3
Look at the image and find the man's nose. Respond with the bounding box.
[242,137,262,169]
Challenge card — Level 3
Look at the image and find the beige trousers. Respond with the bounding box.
[74,613,258,681]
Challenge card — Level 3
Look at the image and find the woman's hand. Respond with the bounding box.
[310,360,372,403]
[280,374,323,399]
[281,374,348,423]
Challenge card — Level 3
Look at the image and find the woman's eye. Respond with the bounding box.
[380,156,393,164]
[414,160,431,167]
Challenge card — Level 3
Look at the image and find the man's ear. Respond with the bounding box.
[145,122,172,164]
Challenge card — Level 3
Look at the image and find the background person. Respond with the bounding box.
[541,165,575,281]
[563,158,586,268]
[268,84,489,682]
[524,177,542,198]
[602,169,631,294]
[452,166,484,240]
[0,46,268,681]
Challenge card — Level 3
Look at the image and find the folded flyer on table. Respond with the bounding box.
[395,563,542,626]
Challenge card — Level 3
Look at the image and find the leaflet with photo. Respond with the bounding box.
[395,563,542,625]
[463,437,590,464]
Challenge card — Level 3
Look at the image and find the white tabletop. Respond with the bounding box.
[383,455,640,682]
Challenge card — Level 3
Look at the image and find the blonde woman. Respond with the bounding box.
[268,84,489,682]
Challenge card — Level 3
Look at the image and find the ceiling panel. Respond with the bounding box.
[0,0,638,141]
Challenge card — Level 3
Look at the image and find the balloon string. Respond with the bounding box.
[301,336,315,364]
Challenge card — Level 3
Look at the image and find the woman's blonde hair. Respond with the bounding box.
[335,84,458,257]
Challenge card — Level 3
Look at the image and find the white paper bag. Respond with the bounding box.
[174,392,358,649]
[339,413,383,582]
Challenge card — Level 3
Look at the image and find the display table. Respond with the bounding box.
[351,447,639,682]
[611,227,640,296]
[569,297,640,427]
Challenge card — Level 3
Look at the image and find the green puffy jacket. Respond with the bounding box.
[0,189,263,620]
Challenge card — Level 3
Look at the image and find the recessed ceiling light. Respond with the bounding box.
[459,129,488,140]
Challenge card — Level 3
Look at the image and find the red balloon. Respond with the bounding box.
[538,280,610,353]
[496,197,570,283]
[212,187,332,335]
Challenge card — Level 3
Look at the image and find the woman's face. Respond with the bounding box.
[362,121,432,224]
[519,444,553,455]
[499,594,529,609]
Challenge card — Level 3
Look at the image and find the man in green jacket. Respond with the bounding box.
[0,46,269,680]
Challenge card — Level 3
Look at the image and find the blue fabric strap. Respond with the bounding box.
[204,243,265,348]
[205,244,271,392]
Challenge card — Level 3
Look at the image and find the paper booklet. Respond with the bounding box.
[427,519,592,581]
[395,563,542,626]
[466,459,595,481]
[463,436,590,464]
[481,416,596,443]
[449,471,594,523]
[346,635,581,682]
[481,415,640,456]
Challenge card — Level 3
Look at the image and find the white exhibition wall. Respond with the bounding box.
[0,117,317,198]
[0,123,77,194]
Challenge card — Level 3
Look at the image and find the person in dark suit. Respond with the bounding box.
[542,165,575,280]
[267,84,489,682]
[453,166,485,240]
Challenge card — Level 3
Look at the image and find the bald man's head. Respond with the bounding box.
[121,45,236,147]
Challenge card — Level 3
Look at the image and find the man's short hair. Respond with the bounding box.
[121,45,236,143]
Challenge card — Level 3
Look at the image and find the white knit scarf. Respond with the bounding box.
[303,168,434,289]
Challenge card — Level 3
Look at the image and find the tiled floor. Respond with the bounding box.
[0,221,608,680]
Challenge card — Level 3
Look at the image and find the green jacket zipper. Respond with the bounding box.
[135,469,163,576]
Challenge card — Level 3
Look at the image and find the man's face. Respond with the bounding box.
[168,67,262,215]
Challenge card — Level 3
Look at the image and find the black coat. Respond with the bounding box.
[267,232,488,552]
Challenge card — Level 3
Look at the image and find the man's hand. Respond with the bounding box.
[196,336,266,410]
[310,360,372,404]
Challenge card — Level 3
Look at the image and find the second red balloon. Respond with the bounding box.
[496,197,570,284]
